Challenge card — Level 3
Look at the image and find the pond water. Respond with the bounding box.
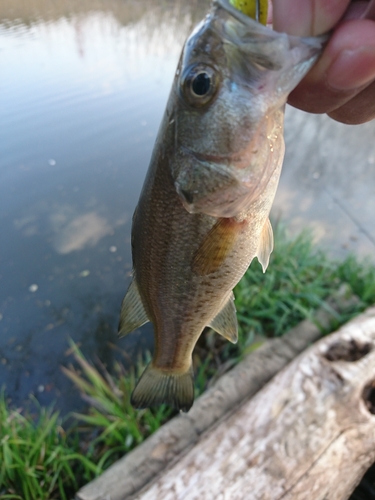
[0,0,210,414]
[1,0,375,415]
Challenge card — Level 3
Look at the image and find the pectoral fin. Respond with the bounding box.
[118,278,149,337]
[256,218,273,273]
[208,293,238,344]
[192,218,246,276]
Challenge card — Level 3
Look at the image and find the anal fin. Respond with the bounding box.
[256,218,274,273]
[118,278,149,337]
[131,363,194,412]
[208,292,238,344]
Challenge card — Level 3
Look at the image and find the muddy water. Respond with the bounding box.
[1,0,374,415]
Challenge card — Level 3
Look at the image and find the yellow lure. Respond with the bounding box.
[229,0,268,25]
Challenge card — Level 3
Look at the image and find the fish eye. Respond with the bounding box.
[181,64,218,107]
[191,72,211,96]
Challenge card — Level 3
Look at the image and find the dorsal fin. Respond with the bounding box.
[118,278,149,337]
[192,218,246,276]
[208,293,238,344]
[256,218,273,273]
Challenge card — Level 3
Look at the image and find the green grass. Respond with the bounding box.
[0,391,98,500]
[0,350,173,500]
[1,228,375,499]
[62,344,174,466]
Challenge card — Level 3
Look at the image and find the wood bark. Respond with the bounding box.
[136,307,375,500]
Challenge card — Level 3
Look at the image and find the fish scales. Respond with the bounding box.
[119,0,327,411]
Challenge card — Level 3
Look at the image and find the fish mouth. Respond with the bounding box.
[181,146,239,166]
[183,147,243,166]
[174,146,261,218]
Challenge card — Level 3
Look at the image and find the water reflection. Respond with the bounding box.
[0,0,207,29]
[0,0,209,414]
[274,107,375,260]
[52,211,115,254]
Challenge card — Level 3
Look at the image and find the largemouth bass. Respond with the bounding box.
[119,0,326,411]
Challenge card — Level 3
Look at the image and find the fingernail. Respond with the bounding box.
[327,46,375,91]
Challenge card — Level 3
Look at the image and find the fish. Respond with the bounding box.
[118,0,326,412]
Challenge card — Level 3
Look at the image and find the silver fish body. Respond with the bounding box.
[119,0,326,411]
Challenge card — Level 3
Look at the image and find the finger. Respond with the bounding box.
[272,0,350,36]
[344,1,374,21]
[362,0,375,20]
[328,79,375,123]
[287,19,375,114]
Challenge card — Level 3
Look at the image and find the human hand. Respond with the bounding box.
[272,0,375,124]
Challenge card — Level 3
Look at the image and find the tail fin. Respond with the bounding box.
[131,364,194,412]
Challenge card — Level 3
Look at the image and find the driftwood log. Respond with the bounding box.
[136,306,375,500]
[76,290,359,500]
